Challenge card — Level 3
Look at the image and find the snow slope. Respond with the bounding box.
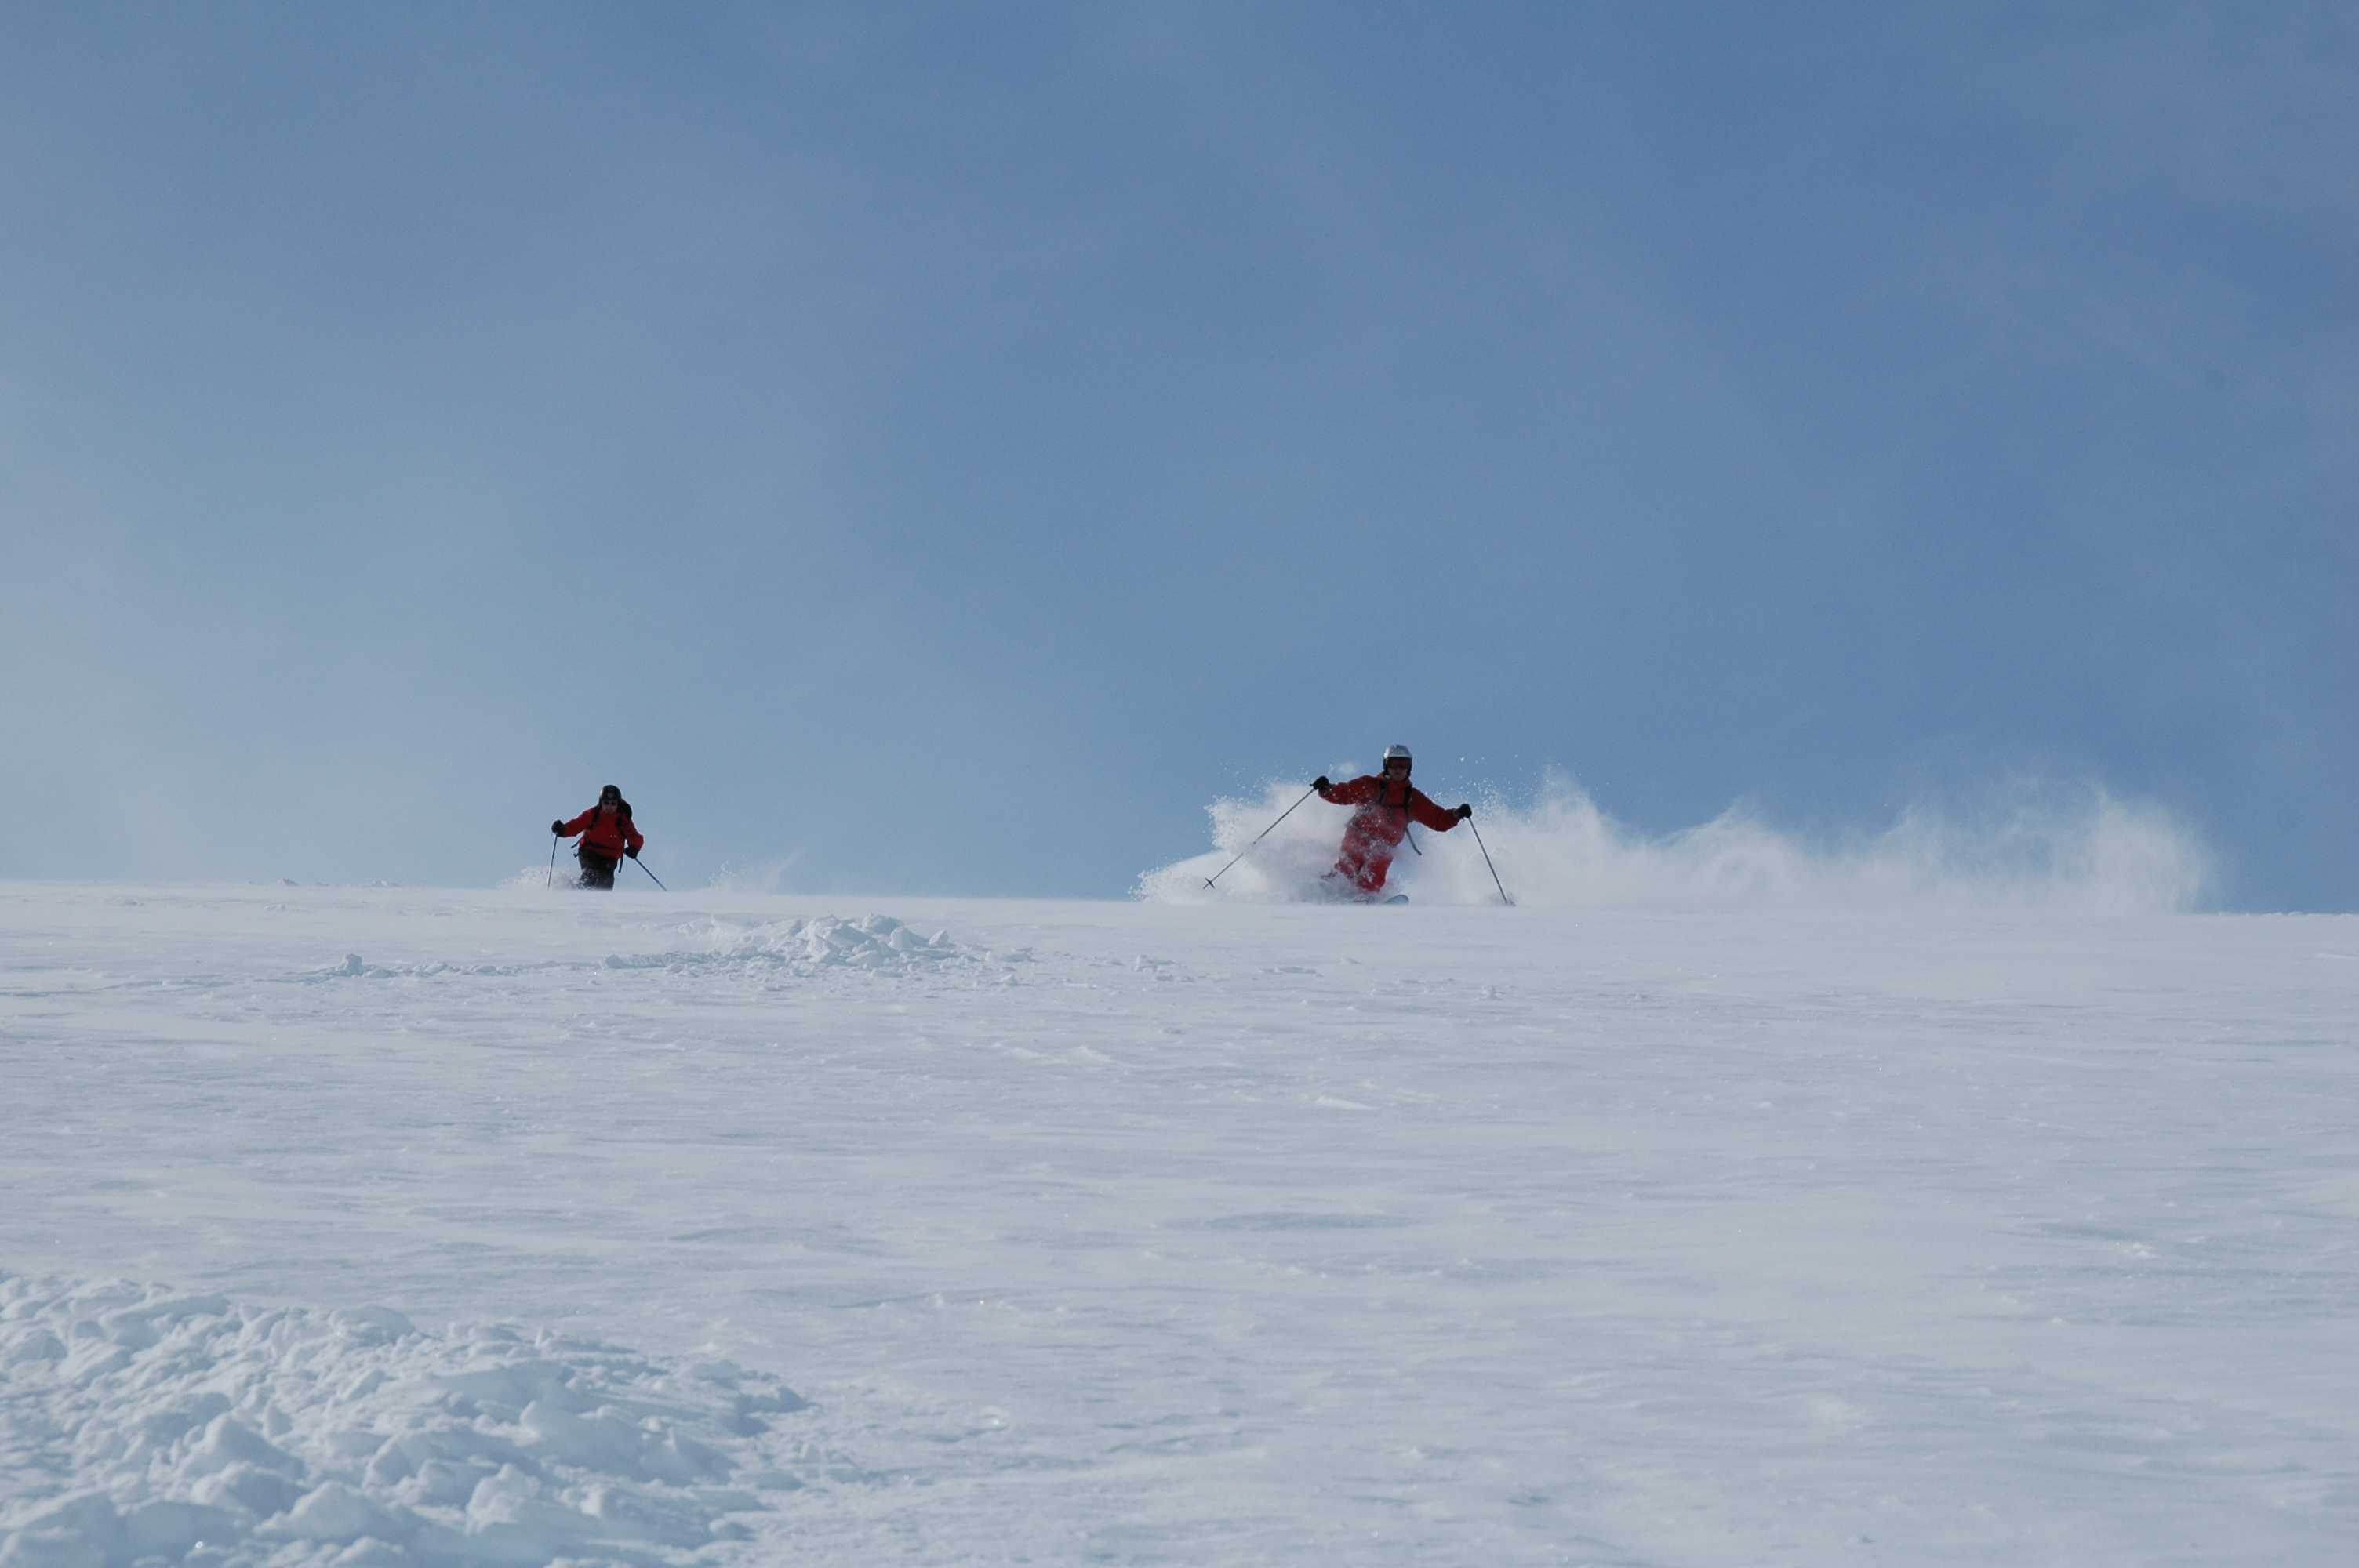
[2,880,2351,1566]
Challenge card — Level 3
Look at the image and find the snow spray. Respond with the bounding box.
[1138,775,2208,913]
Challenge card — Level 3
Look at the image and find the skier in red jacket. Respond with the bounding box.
[1314,745,1471,899]
[552,785,645,890]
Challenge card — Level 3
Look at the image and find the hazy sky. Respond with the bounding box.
[2,3,2350,907]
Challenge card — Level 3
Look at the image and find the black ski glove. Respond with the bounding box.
[1313,776,1332,793]
[1456,803,1473,821]
[625,845,639,859]
[551,820,566,836]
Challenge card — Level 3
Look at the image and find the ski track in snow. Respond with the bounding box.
[2,882,2354,1566]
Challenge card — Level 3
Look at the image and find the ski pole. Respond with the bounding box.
[547,832,560,889]
[634,855,667,891]
[1465,814,1512,906]
[1205,783,1321,889]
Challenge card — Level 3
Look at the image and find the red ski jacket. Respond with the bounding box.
[559,804,645,858]
[1316,775,1461,848]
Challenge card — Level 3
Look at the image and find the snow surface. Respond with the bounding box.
[2,875,2352,1566]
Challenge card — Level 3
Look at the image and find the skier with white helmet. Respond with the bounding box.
[1312,746,1471,899]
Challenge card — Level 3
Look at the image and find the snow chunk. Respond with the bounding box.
[602,914,977,981]
[0,1275,805,1568]
[260,1481,410,1544]
[301,915,984,986]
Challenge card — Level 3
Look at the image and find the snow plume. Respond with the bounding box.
[498,865,595,892]
[0,1274,806,1568]
[703,857,805,896]
[1138,776,2212,913]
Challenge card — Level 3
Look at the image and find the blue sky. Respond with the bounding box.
[2,3,2350,907]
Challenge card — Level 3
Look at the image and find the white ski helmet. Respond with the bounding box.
[1382,744,1412,768]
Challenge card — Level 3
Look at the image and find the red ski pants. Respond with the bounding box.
[1327,825,1401,896]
